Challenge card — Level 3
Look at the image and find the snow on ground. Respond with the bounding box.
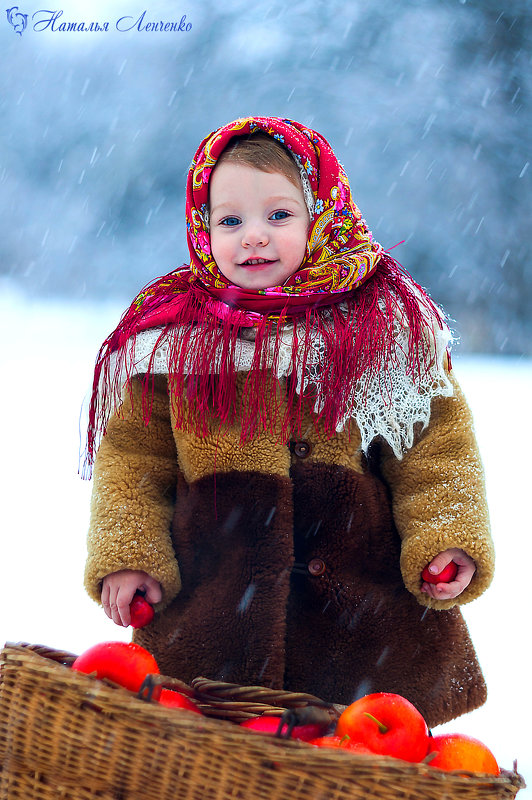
[1,286,530,793]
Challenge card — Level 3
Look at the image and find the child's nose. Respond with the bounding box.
[242,223,269,247]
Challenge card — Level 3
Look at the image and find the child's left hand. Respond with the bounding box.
[421,547,476,600]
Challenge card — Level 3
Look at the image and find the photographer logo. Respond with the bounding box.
[6,6,28,34]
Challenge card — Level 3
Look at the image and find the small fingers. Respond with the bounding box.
[115,586,132,627]
[421,580,462,600]
[108,589,126,627]
[455,562,476,588]
[426,553,452,576]
[446,547,475,567]
[101,580,112,621]
[101,574,132,627]
[108,602,122,626]
[141,576,163,605]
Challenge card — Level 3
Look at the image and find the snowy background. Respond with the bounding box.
[1,0,531,793]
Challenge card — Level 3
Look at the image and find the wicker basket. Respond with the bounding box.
[0,643,525,800]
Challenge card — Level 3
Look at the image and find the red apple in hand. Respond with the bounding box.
[336,693,429,762]
[129,592,155,628]
[421,561,458,585]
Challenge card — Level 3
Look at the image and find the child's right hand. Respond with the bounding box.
[101,570,162,627]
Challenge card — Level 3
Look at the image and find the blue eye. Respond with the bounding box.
[270,210,290,221]
[220,216,241,227]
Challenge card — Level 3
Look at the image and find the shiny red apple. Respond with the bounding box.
[335,693,429,762]
[427,733,499,774]
[72,641,159,693]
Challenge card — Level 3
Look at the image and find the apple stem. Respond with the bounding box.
[363,712,388,734]
[339,734,351,745]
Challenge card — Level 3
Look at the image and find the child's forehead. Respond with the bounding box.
[209,162,307,206]
[211,161,297,183]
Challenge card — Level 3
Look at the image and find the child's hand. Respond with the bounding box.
[421,548,476,600]
[101,570,162,627]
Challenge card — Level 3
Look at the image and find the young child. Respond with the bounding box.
[84,116,494,728]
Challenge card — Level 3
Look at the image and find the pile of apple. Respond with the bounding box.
[281,692,500,776]
[72,639,500,777]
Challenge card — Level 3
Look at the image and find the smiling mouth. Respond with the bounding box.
[241,258,275,266]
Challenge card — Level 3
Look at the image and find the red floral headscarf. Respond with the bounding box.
[184,116,382,315]
[83,117,447,476]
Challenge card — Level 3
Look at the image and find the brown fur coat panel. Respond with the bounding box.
[136,469,294,689]
[284,459,486,726]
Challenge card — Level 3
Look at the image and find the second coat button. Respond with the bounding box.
[308,558,326,576]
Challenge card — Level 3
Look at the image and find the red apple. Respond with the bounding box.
[336,693,429,762]
[240,715,328,741]
[427,733,499,774]
[158,688,202,714]
[308,735,373,753]
[129,593,155,628]
[421,561,458,585]
[72,641,159,693]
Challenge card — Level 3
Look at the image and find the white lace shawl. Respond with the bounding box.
[110,307,454,460]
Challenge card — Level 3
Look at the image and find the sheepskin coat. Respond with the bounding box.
[85,369,494,727]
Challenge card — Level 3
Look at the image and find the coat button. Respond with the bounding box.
[308,558,326,576]
[293,440,312,458]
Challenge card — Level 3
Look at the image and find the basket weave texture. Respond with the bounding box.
[0,643,525,800]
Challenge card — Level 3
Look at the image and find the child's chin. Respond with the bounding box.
[233,272,276,290]
[234,279,272,290]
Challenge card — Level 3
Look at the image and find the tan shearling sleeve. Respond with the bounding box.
[84,374,181,607]
[380,371,494,610]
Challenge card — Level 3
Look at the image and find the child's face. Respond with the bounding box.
[209,163,309,290]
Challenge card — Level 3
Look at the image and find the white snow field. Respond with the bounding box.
[1,287,530,794]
